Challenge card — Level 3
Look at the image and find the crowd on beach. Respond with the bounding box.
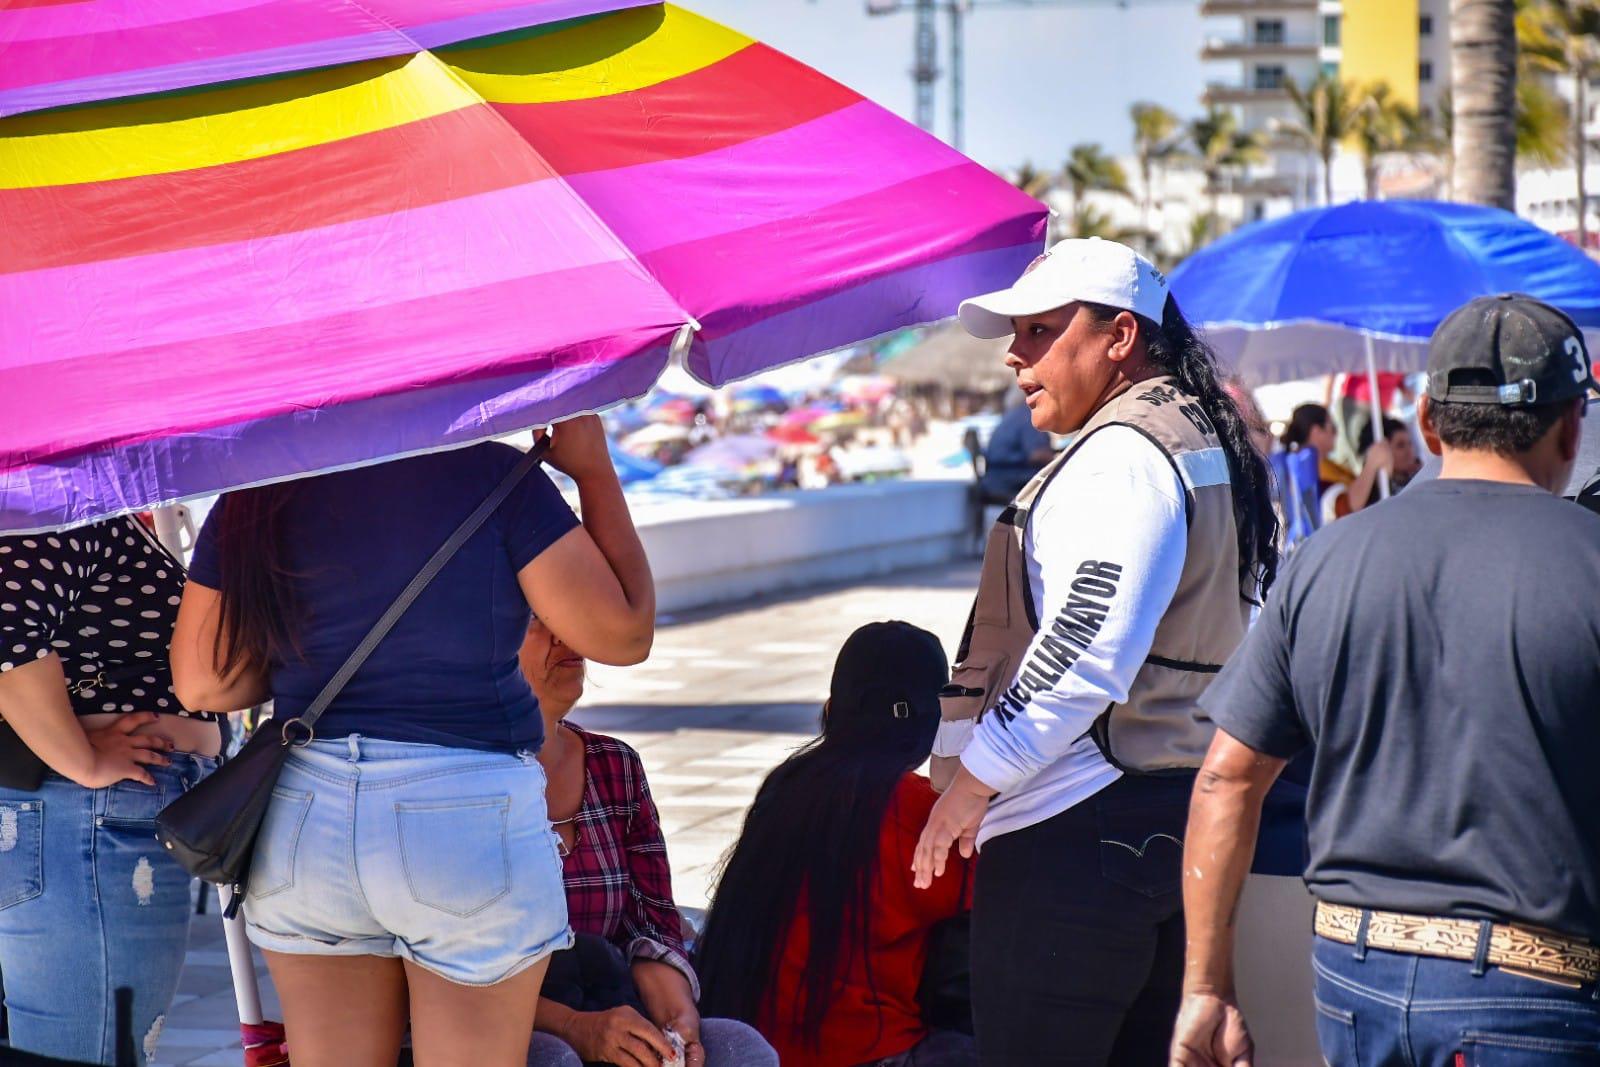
[0,239,1596,1067]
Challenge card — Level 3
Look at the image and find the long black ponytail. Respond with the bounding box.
[1084,297,1281,597]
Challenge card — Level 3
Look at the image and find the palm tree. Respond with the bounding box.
[1519,0,1600,245]
[1282,72,1366,205]
[1176,212,1219,263]
[1130,103,1186,233]
[1514,77,1576,166]
[1187,107,1265,237]
[1428,82,1571,189]
[1068,202,1146,242]
[1351,82,1428,199]
[1451,0,1519,209]
[1012,160,1054,198]
[1063,143,1132,218]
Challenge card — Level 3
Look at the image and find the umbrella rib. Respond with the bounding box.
[351,0,697,344]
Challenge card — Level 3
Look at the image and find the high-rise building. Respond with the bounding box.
[1332,0,1451,117]
[1200,0,1450,219]
[1199,0,1327,219]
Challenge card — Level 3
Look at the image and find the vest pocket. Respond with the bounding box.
[0,800,43,910]
[939,653,1013,728]
[933,656,1011,791]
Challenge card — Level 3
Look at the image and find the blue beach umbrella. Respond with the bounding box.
[1170,200,1600,388]
[608,439,663,485]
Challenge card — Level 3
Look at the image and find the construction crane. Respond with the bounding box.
[864,0,1186,152]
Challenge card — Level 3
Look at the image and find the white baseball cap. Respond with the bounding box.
[957,238,1171,339]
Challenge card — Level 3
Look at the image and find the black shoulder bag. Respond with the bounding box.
[156,441,549,916]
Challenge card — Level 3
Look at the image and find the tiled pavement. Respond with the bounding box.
[153,560,979,1066]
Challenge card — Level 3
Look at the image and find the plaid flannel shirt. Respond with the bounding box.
[558,723,699,998]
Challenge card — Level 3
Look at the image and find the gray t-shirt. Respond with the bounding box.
[1202,479,1600,940]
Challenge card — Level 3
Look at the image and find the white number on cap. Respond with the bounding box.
[1565,335,1588,383]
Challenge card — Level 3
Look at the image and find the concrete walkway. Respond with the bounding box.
[153,560,978,1066]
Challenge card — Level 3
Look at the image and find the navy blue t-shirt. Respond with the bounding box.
[1203,479,1600,940]
[189,444,579,752]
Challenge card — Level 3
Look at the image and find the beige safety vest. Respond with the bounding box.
[931,376,1251,791]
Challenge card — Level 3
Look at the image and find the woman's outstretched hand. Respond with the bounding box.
[912,765,996,889]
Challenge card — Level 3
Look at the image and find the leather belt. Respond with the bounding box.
[1315,901,1599,985]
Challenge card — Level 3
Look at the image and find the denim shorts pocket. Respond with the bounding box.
[1459,1031,1600,1065]
[249,787,312,900]
[396,796,511,918]
[1095,796,1185,898]
[0,800,43,910]
[1314,998,1361,1067]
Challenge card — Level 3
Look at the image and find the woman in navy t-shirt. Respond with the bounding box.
[172,416,654,1066]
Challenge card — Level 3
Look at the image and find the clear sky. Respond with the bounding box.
[687,0,1207,172]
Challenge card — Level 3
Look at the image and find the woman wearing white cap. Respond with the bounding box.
[911,239,1279,1066]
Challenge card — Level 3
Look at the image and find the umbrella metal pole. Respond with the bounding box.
[1364,335,1391,500]
[151,505,266,1026]
[220,886,265,1025]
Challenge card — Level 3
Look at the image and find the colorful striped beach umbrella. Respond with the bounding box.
[0,0,1046,533]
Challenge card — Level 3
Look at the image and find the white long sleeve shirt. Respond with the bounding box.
[960,425,1189,846]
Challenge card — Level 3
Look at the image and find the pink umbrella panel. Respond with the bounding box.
[0,1,1046,533]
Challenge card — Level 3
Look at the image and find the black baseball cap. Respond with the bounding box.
[829,621,949,722]
[1427,294,1598,407]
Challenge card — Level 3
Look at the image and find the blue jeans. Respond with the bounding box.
[0,753,215,1065]
[1313,933,1600,1065]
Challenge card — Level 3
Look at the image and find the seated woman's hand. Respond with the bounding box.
[568,1005,677,1067]
[656,1004,703,1067]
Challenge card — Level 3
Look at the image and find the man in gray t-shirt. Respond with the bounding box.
[1169,295,1600,1067]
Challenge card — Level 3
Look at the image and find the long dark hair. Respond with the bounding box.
[211,483,302,678]
[695,637,944,1050]
[1084,296,1281,596]
[1280,403,1331,451]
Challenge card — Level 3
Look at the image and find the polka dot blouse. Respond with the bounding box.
[0,517,217,720]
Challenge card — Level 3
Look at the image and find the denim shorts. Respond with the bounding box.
[243,734,572,986]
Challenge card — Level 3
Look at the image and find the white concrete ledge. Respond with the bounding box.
[630,480,971,615]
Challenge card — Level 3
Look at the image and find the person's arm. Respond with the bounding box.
[169,582,273,712]
[0,534,175,786]
[0,656,172,787]
[915,428,1189,886]
[1344,440,1393,512]
[1171,574,1308,1067]
[519,416,655,667]
[1169,731,1286,1067]
[606,745,705,1062]
[633,961,703,1067]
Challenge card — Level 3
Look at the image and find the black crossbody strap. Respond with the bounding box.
[293,440,550,732]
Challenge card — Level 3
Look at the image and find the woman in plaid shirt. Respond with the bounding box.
[520,619,777,1067]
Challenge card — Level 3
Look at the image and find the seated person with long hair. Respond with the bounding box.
[695,622,977,1067]
[519,619,777,1067]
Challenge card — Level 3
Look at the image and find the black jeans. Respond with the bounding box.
[970,773,1194,1067]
